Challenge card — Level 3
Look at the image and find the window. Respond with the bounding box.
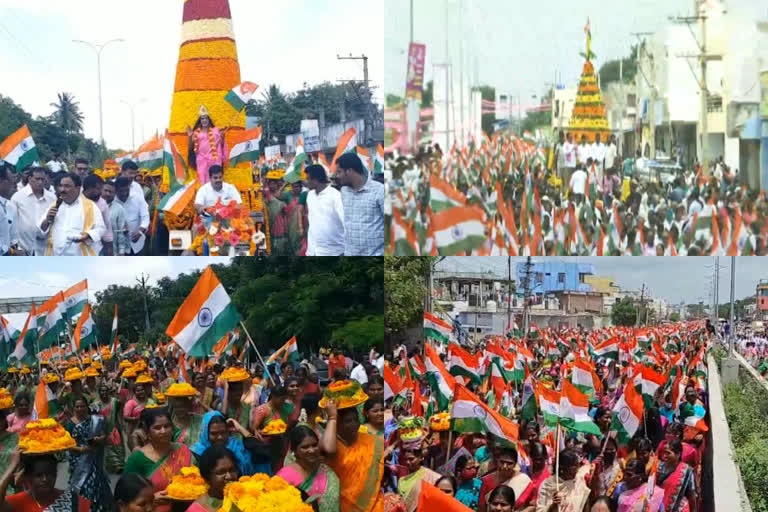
[558,273,565,284]
[535,273,544,284]
[578,273,588,283]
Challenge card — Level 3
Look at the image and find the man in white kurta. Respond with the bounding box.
[10,167,56,255]
[39,174,105,256]
[194,165,242,212]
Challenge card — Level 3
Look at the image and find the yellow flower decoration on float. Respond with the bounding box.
[219,474,312,512]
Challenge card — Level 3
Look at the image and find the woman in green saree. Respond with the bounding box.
[92,382,125,474]
[277,425,341,512]
[123,407,191,512]
[168,395,203,448]
[282,181,305,255]
[250,385,290,474]
[220,372,252,430]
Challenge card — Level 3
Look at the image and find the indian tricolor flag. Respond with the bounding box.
[384,364,404,402]
[612,379,644,443]
[451,384,519,441]
[284,138,308,184]
[224,81,259,112]
[571,359,602,399]
[559,380,601,435]
[115,152,133,166]
[418,481,474,512]
[0,124,39,171]
[73,303,97,352]
[10,306,37,364]
[424,312,452,344]
[33,379,60,420]
[424,343,455,410]
[448,343,481,385]
[373,144,384,174]
[430,175,467,213]
[267,336,299,364]
[593,337,619,361]
[537,383,561,427]
[62,279,88,319]
[163,130,188,183]
[165,267,241,358]
[158,178,198,216]
[390,210,419,256]
[638,366,667,408]
[228,126,262,167]
[0,315,20,344]
[432,206,486,255]
[37,293,66,350]
[330,127,357,174]
[135,136,164,171]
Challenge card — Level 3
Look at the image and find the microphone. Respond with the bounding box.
[55,195,63,208]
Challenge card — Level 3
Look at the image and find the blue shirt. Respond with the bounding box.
[456,478,482,509]
[341,178,384,255]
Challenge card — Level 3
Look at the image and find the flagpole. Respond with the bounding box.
[554,422,561,492]
[444,429,453,465]
[238,320,275,386]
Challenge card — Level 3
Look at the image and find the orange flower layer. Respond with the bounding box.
[572,105,606,117]
[578,84,600,94]
[179,38,238,60]
[174,58,241,92]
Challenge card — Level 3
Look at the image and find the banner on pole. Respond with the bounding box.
[301,120,321,152]
[405,42,427,102]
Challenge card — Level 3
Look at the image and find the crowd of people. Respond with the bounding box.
[0,345,385,511]
[385,130,767,256]
[0,120,385,256]
[733,324,768,376]
[382,322,712,512]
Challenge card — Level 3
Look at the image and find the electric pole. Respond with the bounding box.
[136,273,151,331]
[636,283,646,326]
[631,32,654,157]
[522,257,534,337]
[507,256,512,335]
[337,54,373,146]
[729,256,735,355]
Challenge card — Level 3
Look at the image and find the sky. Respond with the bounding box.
[385,0,767,109]
[435,256,762,306]
[0,256,230,327]
[0,0,383,152]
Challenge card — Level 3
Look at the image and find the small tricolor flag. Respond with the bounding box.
[135,136,164,171]
[424,343,455,410]
[330,127,357,174]
[73,303,97,353]
[612,379,644,443]
[284,138,307,184]
[0,124,39,172]
[165,267,241,357]
[373,144,384,175]
[423,312,452,344]
[228,126,262,167]
[163,130,188,183]
[451,384,519,441]
[33,379,58,419]
[111,305,119,356]
[559,380,601,435]
[224,81,259,112]
[266,336,299,365]
[62,279,88,319]
[158,178,198,216]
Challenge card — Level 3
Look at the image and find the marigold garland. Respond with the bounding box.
[43,373,59,384]
[0,388,14,410]
[220,367,250,382]
[319,379,369,409]
[19,418,77,453]
[167,465,208,500]
[136,373,154,384]
[179,39,238,61]
[165,382,198,397]
[64,368,84,382]
[175,58,240,92]
[262,419,287,435]
[219,474,312,512]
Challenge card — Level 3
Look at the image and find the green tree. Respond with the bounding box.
[611,298,637,326]
[474,85,495,135]
[385,256,435,340]
[386,94,403,108]
[668,312,681,322]
[522,109,552,135]
[598,44,639,86]
[50,92,84,134]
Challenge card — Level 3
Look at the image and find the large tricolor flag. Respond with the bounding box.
[424,343,455,410]
[158,178,198,216]
[37,293,66,350]
[431,206,486,255]
[423,312,452,344]
[592,337,619,361]
[0,124,39,172]
[537,383,561,427]
[165,267,241,357]
[73,303,97,353]
[224,81,259,112]
[571,359,602,399]
[284,138,307,184]
[430,175,467,213]
[330,127,357,174]
[135,136,164,171]
[9,306,37,365]
[228,126,262,167]
[266,336,299,365]
[559,380,601,435]
[612,379,644,443]
[638,366,667,408]
[62,279,88,319]
[451,384,519,441]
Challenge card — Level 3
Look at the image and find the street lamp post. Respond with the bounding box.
[72,38,124,152]
[120,99,147,151]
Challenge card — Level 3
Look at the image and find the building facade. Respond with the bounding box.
[516,261,595,296]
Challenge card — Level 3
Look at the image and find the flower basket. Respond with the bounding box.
[167,466,208,501]
[262,419,287,436]
[218,474,313,512]
[165,382,198,397]
[189,199,260,256]
[220,367,250,383]
[19,419,77,454]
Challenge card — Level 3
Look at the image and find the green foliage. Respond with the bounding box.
[386,94,404,108]
[521,110,552,136]
[244,81,378,145]
[50,92,84,134]
[474,85,496,136]
[722,369,768,512]
[385,256,434,338]
[90,258,383,357]
[598,44,639,86]
[0,94,108,166]
[611,297,637,326]
[668,312,681,322]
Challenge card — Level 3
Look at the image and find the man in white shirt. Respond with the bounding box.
[569,165,588,203]
[120,160,150,211]
[114,176,150,255]
[39,173,105,256]
[0,163,20,255]
[563,132,577,189]
[304,164,344,256]
[45,153,68,174]
[10,166,56,255]
[194,165,242,212]
[577,134,591,167]
[604,134,618,174]
[590,133,607,182]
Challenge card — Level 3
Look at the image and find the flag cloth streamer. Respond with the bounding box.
[0,124,40,172]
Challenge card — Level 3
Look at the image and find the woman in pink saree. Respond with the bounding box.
[615,459,664,512]
[186,105,228,185]
[123,407,191,512]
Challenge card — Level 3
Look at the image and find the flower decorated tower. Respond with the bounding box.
[168,0,246,177]
[568,20,610,143]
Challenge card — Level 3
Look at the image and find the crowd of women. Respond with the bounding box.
[381,324,712,512]
[0,349,385,512]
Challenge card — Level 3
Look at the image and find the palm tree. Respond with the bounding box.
[50,92,84,161]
